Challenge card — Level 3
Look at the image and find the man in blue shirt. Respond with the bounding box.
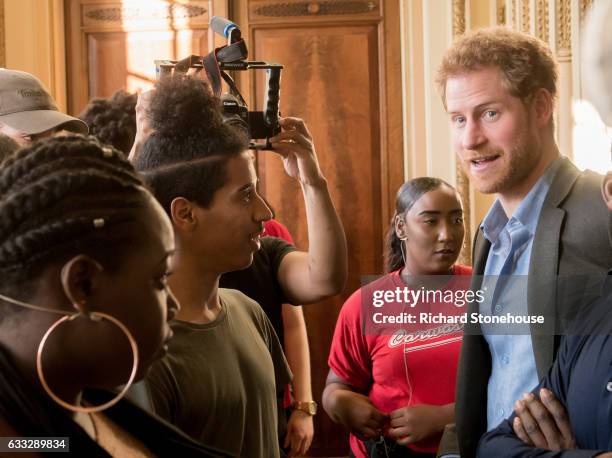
[477,2,612,456]
[436,26,612,457]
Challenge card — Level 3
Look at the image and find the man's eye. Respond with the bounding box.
[454,217,464,224]
[453,116,466,127]
[423,219,436,225]
[483,110,498,120]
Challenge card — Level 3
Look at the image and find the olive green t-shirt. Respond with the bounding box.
[146,288,292,458]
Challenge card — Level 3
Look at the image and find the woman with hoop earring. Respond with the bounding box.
[323,177,471,458]
[0,136,231,456]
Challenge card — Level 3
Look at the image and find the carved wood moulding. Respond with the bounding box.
[579,0,594,23]
[556,0,571,51]
[249,0,379,21]
[451,0,472,266]
[520,0,530,33]
[82,2,209,29]
[497,0,506,25]
[535,0,549,42]
[452,0,466,37]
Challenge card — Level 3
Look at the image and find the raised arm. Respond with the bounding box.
[269,117,347,304]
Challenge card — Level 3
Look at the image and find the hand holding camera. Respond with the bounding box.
[269,117,326,188]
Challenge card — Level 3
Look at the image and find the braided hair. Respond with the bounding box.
[385,177,454,272]
[0,135,149,300]
[134,75,248,214]
[78,90,137,154]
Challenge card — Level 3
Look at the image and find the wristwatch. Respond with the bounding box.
[293,400,318,416]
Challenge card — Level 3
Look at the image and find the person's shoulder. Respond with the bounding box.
[263,219,294,244]
[260,235,295,253]
[219,287,258,309]
[453,264,473,275]
[218,288,267,320]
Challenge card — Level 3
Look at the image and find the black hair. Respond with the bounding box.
[78,90,137,154]
[0,135,150,301]
[134,75,248,214]
[385,177,454,272]
[0,133,19,162]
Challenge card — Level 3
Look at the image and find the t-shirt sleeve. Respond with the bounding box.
[244,293,293,390]
[145,358,181,424]
[328,289,372,392]
[263,236,296,276]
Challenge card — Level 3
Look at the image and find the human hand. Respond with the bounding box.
[283,409,314,457]
[268,117,325,187]
[387,404,446,445]
[128,89,154,163]
[512,388,576,451]
[332,391,389,441]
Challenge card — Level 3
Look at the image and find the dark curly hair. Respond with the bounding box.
[0,135,151,300]
[386,177,454,272]
[134,75,248,214]
[0,133,19,162]
[79,90,137,154]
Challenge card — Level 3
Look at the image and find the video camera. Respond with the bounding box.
[155,16,283,149]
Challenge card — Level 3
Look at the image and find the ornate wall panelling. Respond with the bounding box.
[65,0,228,115]
[451,0,473,266]
[230,1,403,455]
[498,0,600,162]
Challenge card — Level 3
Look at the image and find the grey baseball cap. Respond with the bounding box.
[0,68,88,135]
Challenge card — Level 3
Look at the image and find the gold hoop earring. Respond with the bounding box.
[36,311,139,413]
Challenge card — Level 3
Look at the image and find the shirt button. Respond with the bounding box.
[607,382,612,392]
[494,304,503,313]
[501,355,510,365]
[498,408,505,417]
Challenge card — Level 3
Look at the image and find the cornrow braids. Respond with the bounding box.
[0,135,151,299]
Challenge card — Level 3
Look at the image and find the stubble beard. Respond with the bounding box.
[461,127,540,195]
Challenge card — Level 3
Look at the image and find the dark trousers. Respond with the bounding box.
[348,437,436,458]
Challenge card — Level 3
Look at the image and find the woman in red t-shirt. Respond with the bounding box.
[323,177,472,457]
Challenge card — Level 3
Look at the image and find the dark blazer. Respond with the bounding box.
[455,157,612,458]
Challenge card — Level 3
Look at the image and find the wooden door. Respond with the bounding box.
[231,1,403,455]
[65,0,228,115]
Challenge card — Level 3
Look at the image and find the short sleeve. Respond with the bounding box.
[328,288,372,392]
[146,358,181,424]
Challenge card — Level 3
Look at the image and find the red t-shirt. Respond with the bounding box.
[264,219,294,244]
[328,265,472,456]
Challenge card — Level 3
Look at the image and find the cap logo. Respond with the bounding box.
[17,89,47,98]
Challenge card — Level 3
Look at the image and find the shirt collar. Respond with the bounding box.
[481,157,563,242]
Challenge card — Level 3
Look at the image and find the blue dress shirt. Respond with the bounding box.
[480,158,562,430]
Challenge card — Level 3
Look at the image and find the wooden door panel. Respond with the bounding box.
[87,29,209,99]
[251,23,384,456]
[66,0,228,115]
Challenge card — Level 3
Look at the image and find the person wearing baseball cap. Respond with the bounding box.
[0,68,87,146]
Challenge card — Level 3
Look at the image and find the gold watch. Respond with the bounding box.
[293,400,317,416]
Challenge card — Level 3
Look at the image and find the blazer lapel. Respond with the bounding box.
[529,157,579,378]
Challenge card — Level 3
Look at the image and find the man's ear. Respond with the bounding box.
[602,171,612,211]
[60,255,104,313]
[530,88,554,128]
[170,197,197,232]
